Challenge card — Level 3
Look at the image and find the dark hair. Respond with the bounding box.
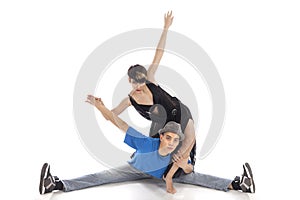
[127,64,147,83]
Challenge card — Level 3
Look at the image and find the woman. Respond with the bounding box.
[109,11,197,194]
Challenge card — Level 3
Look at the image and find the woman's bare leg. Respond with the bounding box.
[164,119,196,194]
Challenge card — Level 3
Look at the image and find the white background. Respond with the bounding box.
[1,0,299,199]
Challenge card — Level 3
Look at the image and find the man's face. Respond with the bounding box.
[159,132,180,155]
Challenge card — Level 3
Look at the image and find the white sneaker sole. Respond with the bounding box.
[244,162,255,193]
[39,163,50,195]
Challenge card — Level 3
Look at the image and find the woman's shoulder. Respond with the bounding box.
[146,81,160,91]
[146,80,159,86]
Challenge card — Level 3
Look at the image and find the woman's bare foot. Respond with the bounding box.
[163,176,177,194]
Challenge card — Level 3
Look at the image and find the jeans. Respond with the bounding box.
[173,171,232,192]
[61,164,232,192]
[61,164,152,192]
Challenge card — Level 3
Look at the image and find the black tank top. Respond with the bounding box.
[129,81,182,123]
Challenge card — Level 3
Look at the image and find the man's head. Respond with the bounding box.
[158,121,184,155]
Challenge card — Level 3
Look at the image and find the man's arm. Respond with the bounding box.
[173,154,194,174]
[86,95,129,132]
[147,11,173,84]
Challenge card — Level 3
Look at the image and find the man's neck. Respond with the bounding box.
[158,148,169,157]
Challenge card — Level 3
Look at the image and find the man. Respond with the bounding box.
[39,95,255,194]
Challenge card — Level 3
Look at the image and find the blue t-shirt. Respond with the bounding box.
[124,127,171,178]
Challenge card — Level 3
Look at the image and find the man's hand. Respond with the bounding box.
[172,151,194,174]
[86,95,110,120]
[86,95,104,107]
[173,153,188,168]
[85,94,129,131]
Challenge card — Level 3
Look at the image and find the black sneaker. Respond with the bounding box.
[240,162,255,193]
[39,163,57,194]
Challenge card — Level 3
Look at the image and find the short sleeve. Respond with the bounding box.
[124,127,149,150]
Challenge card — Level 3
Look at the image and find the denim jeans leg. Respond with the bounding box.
[173,171,232,192]
[61,164,152,192]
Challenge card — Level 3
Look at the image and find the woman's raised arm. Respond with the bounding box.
[147,11,173,84]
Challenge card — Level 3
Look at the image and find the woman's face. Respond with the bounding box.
[129,78,146,92]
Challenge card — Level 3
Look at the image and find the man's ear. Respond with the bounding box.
[159,133,163,141]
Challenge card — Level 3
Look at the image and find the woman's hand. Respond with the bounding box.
[164,11,174,29]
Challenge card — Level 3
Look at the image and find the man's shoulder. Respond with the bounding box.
[126,127,147,137]
[126,127,159,146]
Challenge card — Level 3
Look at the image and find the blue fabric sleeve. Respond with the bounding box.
[124,127,149,150]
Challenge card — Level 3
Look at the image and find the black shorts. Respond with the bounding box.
[179,102,193,131]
